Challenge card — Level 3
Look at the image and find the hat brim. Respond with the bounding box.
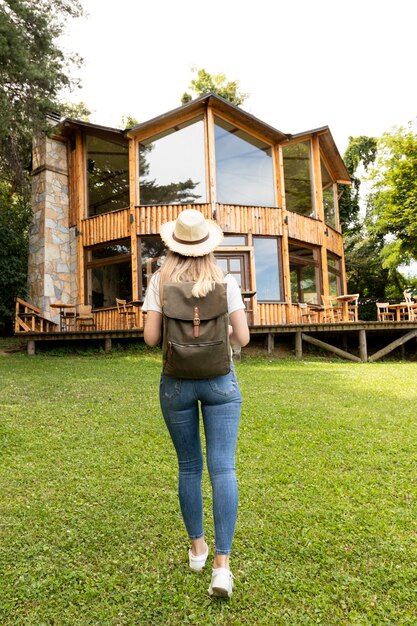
[159,218,224,257]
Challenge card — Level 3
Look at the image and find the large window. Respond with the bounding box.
[139,117,206,205]
[253,237,281,301]
[289,242,321,304]
[321,158,337,228]
[86,241,132,308]
[283,141,315,217]
[327,253,342,296]
[214,117,275,207]
[86,135,129,217]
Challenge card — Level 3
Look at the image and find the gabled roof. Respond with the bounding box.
[55,93,350,184]
[126,92,290,144]
[57,118,126,141]
[291,126,351,184]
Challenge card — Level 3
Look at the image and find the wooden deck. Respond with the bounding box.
[16,320,417,361]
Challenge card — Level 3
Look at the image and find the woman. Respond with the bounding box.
[143,209,250,598]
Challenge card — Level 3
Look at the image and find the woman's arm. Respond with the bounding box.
[229,309,250,347]
[143,310,163,346]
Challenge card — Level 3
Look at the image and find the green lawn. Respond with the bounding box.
[1,350,416,625]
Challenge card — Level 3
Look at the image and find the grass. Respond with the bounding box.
[1,349,417,625]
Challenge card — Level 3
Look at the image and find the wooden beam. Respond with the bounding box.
[206,105,216,207]
[301,333,362,362]
[368,329,417,362]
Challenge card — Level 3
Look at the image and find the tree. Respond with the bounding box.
[181,68,249,106]
[338,135,377,232]
[0,0,84,328]
[0,0,84,187]
[0,181,32,330]
[367,123,417,267]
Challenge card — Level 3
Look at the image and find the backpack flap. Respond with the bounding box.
[163,282,228,321]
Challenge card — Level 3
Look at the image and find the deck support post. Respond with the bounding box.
[295,332,302,359]
[267,333,274,354]
[27,340,35,356]
[359,329,367,362]
[104,337,112,353]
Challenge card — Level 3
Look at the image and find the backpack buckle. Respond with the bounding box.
[193,306,200,337]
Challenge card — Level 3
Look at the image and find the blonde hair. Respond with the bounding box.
[158,251,224,299]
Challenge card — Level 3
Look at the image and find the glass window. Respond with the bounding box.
[214,253,249,290]
[139,117,206,205]
[327,253,342,296]
[289,242,320,304]
[140,236,167,299]
[283,141,315,217]
[214,117,275,207]
[218,234,247,246]
[86,135,129,217]
[321,158,336,228]
[87,240,131,307]
[253,237,281,301]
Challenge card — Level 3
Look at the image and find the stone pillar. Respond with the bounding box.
[28,132,78,324]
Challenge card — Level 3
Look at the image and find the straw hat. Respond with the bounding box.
[159,209,223,257]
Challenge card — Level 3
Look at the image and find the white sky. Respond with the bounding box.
[60,0,417,157]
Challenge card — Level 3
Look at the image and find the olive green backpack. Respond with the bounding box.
[162,282,230,379]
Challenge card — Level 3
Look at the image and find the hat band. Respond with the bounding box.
[172,232,210,246]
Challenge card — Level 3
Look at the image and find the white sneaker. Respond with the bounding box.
[188,547,208,571]
[208,567,234,598]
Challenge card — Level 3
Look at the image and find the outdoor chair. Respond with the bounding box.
[61,306,76,331]
[403,290,417,321]
[116,298,136,329]
[298,303,319,324]
[321,295,340,323]
[347,294,360,322]
[376,302,395,322]
[76,304,96,330]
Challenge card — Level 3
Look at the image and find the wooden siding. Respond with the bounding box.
[217,204,282,236]
[287,211,323,245]
[326,225,344,256]
[82,207,131,246]
[134,203,212,235]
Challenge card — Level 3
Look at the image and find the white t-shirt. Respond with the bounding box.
[142,273,245,315]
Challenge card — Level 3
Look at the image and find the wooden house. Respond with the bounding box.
[27,92,351,333]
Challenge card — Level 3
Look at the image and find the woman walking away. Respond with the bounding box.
[142,209,250,599]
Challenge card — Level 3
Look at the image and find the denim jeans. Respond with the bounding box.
[159,364,242,555]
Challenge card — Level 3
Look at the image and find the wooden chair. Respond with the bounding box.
[76,304,96,330]
[298,303,319,323]
[116,298,136,329]
[347,294,360,322]
[61,307,76,331]
[403,290,417,321]
[321,295,340,323]
[376,302,395,322]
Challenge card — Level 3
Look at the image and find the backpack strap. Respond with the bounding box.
[193,306,200,337]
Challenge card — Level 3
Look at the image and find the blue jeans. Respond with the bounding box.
[159,364,242,555]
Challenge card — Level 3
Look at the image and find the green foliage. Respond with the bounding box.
[344,223,405,300]
[181,67,249,106]
[1,354,417,624]
[59,101,91,121]
[338,135,377,231]
[0,0,84,186]
[0,181,32,324]
[368,122,417,264]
